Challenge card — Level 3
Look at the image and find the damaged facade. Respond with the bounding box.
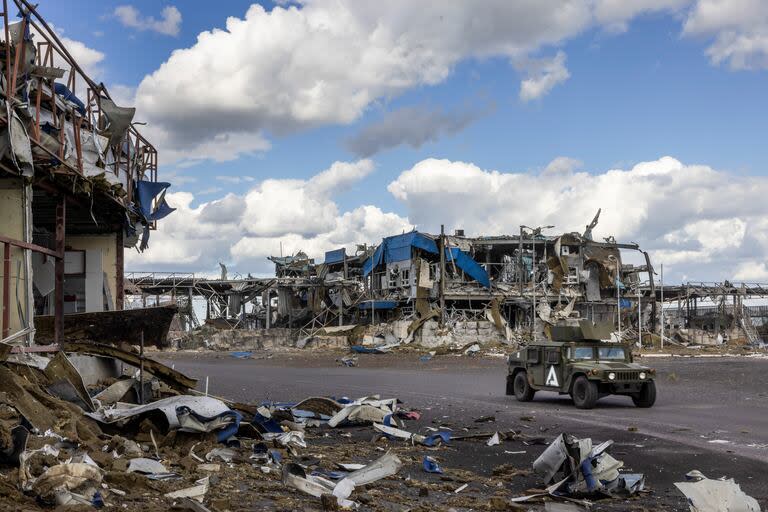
[130,208,768,352]
[0,1,173,348]
[128,211,671,350]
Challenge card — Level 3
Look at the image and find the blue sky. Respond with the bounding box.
[34,1,768,281]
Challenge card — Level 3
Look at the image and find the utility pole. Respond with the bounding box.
[518,226,524,296]
[531,235,536,337]
[439,224,446,325]
[637,286,642,348]
[660,263,664,349]
[617,280,622,339]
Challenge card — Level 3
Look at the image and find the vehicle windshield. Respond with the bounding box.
[598,347,626,360]
[571,347,594,360]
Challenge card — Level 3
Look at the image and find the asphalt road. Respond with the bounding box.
[158,351,768,508]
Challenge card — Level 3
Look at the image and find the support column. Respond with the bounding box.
[265,289,271,329]
[116,229,124,310]
[2,242,9,339]
[439,224,446,325]
[54,197,65,344]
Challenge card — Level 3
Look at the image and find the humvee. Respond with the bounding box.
[506,338,657,409]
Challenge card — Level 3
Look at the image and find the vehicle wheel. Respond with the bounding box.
[632,381,657,408]
[505,375,514,395]
[571,376,598,409]
[513,371,536,402]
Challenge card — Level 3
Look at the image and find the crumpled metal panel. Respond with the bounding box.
[87,395,230,430]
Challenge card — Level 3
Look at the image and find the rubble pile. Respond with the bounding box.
[0,346,761,511]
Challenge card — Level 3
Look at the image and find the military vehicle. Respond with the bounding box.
[506,323,656,409]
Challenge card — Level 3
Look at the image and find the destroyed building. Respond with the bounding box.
[0,2,173,346]
[126,209,675,350]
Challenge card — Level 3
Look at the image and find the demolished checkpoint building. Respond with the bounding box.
[135,211,768,350]
[135,215,671,350]
[338,223,656,348]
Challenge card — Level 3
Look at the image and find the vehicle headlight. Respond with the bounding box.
[608,372,616,381]
[639,372,646,380]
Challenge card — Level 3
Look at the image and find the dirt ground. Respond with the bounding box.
[2,348,765,511]
[151,349,768,511]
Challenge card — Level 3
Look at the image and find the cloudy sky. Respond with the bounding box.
[41,0,768,281]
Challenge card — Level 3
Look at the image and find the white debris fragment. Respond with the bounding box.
[675,471,761,512]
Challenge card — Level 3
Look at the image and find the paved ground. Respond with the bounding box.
[159,350,768,510]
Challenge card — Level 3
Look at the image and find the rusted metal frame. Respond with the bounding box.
[71,106,83,174]
[113,126,122,193]
[0,230,63,341]
[126,130,132,203]
[134,129,141,182]
[8,14,26,97]
[2,0,11,97]
[33,74,41,140]
[0,234,60,258]
[116,228,124,310]
[56,108,65,162]
[53,196,65,344]
[66,51,75,94]
[2,242,9,338]
[16,0,101,94]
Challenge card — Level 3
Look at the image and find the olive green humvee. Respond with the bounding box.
[506,339,657,409]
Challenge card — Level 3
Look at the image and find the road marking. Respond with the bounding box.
[546,365,559,386]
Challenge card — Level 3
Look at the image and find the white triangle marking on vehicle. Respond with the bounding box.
[546,365,559,387]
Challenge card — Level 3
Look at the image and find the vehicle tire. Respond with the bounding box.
[513,371,536,402]
[632,381,657,408]
[571,376,598,409]
[506,375,515,395]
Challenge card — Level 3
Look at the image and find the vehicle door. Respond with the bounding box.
[542,347,563,389]
[526,347,544,386]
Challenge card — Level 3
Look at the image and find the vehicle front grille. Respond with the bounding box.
[614,371,640,381]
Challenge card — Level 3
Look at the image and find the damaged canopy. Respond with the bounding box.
[363,231,490,288]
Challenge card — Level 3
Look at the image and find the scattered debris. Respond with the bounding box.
[675,470,761,512]
[338,356,358,367]
[165,477,210,502]
[518,433,645,503]
[422,456,443,474]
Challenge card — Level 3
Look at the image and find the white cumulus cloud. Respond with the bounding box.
[132,1,599,165]
[387,156,768,281]
[517,51,571,102]
[114,5,182,36]
[128,159,410,274]
[683,0,768,69]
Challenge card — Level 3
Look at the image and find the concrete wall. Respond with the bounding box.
[180,328,349,351]
[66,234,118,311]
[0,178,30,336]
[417,319,505,348]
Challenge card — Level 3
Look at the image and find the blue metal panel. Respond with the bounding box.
[363,231,438,276]
[324,248,346,265]
[446,247,490,288]
[358,300,398,310]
